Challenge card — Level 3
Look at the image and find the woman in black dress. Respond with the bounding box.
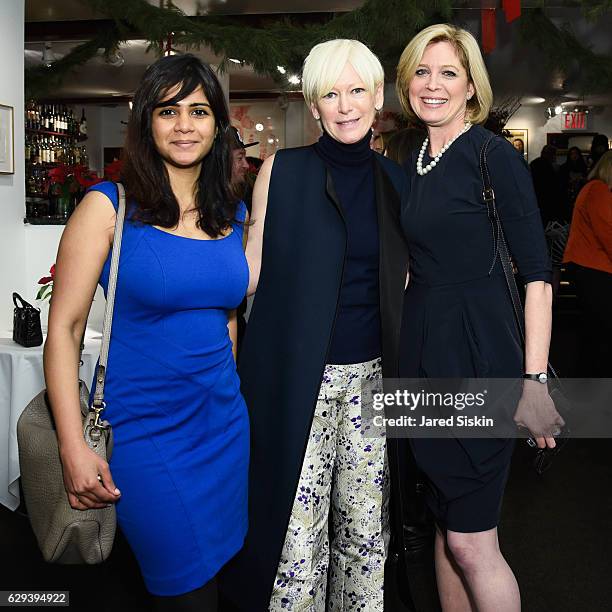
[396,24,557,611]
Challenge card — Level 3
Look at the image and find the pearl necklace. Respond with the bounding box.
[416,122,472,176]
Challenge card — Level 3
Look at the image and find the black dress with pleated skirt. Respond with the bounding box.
[399,125,552,532]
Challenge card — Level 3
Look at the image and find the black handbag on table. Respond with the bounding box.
[12,292,43,348]
[479,136,570,475]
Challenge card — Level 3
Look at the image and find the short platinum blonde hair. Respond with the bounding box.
[589,149,612,187]
[396,23,493,125]
[302,39,384,107]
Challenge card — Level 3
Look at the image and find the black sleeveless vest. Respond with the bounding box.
[220,145,410,610]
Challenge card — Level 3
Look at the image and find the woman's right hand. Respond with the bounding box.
[60,442,121,510]
[43,189,120,511]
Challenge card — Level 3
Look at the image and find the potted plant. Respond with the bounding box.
[47,166,80,218]
[35,264,55,332]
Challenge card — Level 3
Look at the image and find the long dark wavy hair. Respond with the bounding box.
[122,54,236,237]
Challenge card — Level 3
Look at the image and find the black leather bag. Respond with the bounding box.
[479,136,570,475]
[12,293,43,347]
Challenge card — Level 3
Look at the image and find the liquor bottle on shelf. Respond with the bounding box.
[24,100,93,222]
[33,136,41,165]
[79,108,87,136]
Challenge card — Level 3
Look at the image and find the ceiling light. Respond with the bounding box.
[255,123,264,132]
[106,48,125,67]
[288,75,300,85]
[229,58,242,64]
[521,96,545,105]
[277,66,286,74]
[267,137,275,144]
[554,105,563,115]
[128,101,133,110]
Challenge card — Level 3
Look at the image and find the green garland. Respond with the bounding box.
[25,0,612,99]
[520,8,612,95]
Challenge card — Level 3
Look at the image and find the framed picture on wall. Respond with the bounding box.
[505,128,528,159]
[0,104,14,174]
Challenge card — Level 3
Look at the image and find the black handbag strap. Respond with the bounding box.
[479,135,558,379]
[13,292,37,311]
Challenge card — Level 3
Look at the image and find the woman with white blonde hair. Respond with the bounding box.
[220,38,410,610]
[396,24,557,611]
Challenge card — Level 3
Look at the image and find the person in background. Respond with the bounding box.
[385,127,428,166]
[229,126,258,212]
[44,54,249,611]
[371,130,386,153]
[563,150,612,377]
[589,133,609,169]
[371,130,396,155]
[530,144,563,226]
[246,155,263,173]
[560,146,588,219]
[228,127,258,349]
[221,38,410,611]
[396,23,557,612]
[512,137,525,157]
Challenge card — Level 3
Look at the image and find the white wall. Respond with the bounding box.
[285,100,305,148]
[0,0,25,331]
[81,104,104,172]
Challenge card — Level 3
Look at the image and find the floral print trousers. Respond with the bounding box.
[269,358,389,611]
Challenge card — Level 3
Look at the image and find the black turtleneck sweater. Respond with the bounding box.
[314,130,381,364]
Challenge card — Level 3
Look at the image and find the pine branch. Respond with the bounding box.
[520,9,612,95]
[24,0,611,100]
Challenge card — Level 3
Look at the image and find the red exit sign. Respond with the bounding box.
[564,112,587,130]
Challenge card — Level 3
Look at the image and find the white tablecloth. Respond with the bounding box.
[0,329,101,510]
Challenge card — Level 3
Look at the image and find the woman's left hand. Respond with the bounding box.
[513,380,565,449]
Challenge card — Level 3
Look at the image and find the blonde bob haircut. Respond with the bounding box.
[588,149,612,188]
[396,23,493,125]
[302,39,384,108]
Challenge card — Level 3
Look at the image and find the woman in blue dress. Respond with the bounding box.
[44,54,249,611]
[395,25,559,611]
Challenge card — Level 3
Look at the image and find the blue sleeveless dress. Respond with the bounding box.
[89,182,249,595]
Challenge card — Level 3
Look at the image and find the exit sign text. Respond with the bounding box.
[564,112,587,130]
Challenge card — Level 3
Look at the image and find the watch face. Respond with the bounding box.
[538,372,548,383]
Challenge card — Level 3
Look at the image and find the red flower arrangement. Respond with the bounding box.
[36,264,55,301]
[74,164,103,189]
[104,159,123,182]
[47,166,79,198]
[47,164,104,197]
